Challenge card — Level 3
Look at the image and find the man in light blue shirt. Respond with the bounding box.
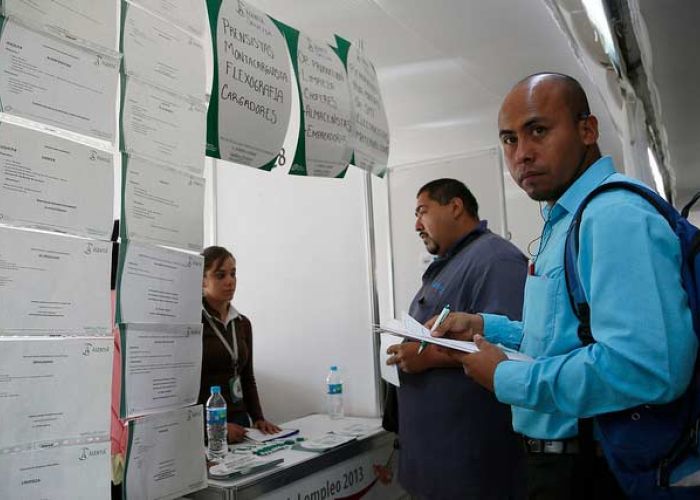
[432,73,697,498]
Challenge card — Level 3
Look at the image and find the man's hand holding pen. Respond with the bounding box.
[428,311,506,392]
[427,311,484,341]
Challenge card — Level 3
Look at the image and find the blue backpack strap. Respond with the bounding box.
[681,191,700,219]
[564,181,677,346]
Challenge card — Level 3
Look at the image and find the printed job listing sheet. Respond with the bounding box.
[121,155,204,252]
[117,240,203,324]
[121,323,202,418]
[125,406,207,500]
[3,0,119,51]
[0,440,110,500]
[0,227,111,336]
[0,121,113,239]
[122,3,206,100]
[0,337,111,449]
[0,19,119,141]
[121,77,206,175]
[129,0,206,37]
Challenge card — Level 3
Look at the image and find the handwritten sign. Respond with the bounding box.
[207,0,292,170]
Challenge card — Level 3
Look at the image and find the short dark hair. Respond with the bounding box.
[516,72,590,121]
[417,178,479,219]
[201,246,233,274]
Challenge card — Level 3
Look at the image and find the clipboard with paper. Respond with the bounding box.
[376,312,532,362]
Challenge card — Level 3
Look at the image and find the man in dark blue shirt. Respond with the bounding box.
[387,178,527,498]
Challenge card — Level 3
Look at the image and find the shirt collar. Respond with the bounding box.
[544,156,617,218]
[202,299,240,326]
[441,220,488,259]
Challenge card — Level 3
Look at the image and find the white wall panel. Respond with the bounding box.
[388,148,510,316]
[215,163,379,423]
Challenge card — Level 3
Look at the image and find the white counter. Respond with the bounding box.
[188,414,404,500]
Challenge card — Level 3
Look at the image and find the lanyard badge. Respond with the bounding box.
[204,311,244,404]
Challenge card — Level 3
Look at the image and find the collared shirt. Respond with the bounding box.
[202,302,240,328]
[483,156,697,439]
[398,222,528,498]
[200,300,264,423]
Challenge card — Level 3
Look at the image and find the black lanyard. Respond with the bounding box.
[203,309,239,372]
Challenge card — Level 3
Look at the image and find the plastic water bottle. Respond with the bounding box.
[206,385,228,460]
[326,365,344,419]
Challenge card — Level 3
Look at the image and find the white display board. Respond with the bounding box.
[387,149,509,315]
[214,162,379,422]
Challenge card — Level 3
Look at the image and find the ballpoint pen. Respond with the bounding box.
[417,304,450,355]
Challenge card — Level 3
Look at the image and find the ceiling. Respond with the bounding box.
[251,0,624,168]
[632,0,700,207]
[246,0,700,208]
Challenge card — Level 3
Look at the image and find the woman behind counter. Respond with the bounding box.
[199,245,280,442]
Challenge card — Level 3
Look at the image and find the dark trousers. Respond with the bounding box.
[526,452,626,500]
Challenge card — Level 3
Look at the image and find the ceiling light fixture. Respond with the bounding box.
[581,0,621,73]
[647,147,667,200]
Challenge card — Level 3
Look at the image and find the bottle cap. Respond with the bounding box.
[330,365,338,371]
[210,385,221,394]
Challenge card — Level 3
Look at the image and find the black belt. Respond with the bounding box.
[522,436,580,455]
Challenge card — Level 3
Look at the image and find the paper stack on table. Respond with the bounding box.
[209,454,283,479]
[245,427,300,443]
[294,433,356,453]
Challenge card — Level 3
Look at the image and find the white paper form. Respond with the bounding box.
[0,440,110,500]
[296,33,353,178]
[124,406,207,500]
[0,337,111,449]
[129,0,207,38]
[121,323,203,419]
[375,313,533,362]
[122,3,206,101]
[0,227,111,336]
[347,42,389,177]
[117,240,203,324]
[0,121,114,239]
[121,155,204,252]
[3,0,119,52]
[0,19,119,141]
[244,427,299,443]
[121,77,206,176]
[211,0,292,168]
[379,332,401,387]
